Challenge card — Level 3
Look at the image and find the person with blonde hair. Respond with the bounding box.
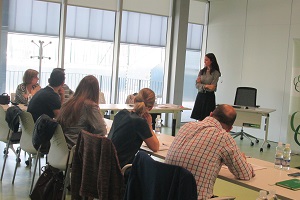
[108,88,159,168]
[57,75,107,148]
[15,69,41,104]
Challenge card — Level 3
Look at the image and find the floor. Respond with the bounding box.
[0,127,300,200]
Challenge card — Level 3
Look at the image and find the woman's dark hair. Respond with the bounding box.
[57,75,100,127]
[200,53,221,75]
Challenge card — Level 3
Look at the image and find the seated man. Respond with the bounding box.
[52,68,74,102]
[165,104,255,199]
[27,69,65,121]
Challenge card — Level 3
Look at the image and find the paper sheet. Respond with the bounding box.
[142,141,171,151]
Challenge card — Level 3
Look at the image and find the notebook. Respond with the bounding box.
[275,178,300,191]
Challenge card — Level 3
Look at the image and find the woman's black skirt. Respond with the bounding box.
[190,91,216,121]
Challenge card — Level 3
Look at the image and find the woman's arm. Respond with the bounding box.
[142,112,159,152]
[31,84,41,95]
[204,71,221,91]
[144,132,159,152]
[85,103,107,136]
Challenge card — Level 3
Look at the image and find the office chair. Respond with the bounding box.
[231,87,259,146]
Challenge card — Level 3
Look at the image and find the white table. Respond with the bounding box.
[1,104,27,111]
[141,133,300,200]
[99,104,191,136]
[233,106,276,152]
[219,158,300,200]
[140,133,174,159]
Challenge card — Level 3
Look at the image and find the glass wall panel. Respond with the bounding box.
[64,6,116,102]
[5,0,60,94]
[181,23,204,122]
[118,44,165,103]
[118,11,167,103]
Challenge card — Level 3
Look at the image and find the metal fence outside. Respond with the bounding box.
[6,70,163,104]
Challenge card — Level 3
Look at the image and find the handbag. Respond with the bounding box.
[30,165,64,200]
[0,93,10,105]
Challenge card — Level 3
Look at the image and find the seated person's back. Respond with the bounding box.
[108,88,159,168]
[165,104,255,199]
[27,69,65,121]
[57,75,107,149]
[108,109,153,168]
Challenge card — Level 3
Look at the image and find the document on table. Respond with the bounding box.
[157,104,181,108]
[142,141,171,151]
[222,163,267,171]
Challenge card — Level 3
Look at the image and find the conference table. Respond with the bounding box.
[141,133,300,200]
[232,106,276,152]
[1,103,27,111]
[1,103,190,136]
[2,103,298,199]
[99,103,191,136]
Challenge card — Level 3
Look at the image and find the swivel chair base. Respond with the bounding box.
[231,127,259,146]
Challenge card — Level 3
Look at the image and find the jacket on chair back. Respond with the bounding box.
[71,130,124,200]
[124,151,197,200]
[32,114,58,154]
[5,105,22,132]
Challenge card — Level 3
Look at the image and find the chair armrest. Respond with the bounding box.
[121,164,132,175]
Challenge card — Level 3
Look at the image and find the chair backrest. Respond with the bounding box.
[124,151,197,200]
[32,114,58,154]
[234,87,257,107]
[19,111,36,154]
[48,124,72,170]
[0,106,10,142]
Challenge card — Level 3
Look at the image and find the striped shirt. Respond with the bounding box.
[165,117,255,200]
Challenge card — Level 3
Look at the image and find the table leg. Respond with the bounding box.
[260,114,271,152]
[172,118,176,136]
[110,110,115,120]
[171,111,180,136]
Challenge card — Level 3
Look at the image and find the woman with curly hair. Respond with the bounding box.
[15,69,41,104]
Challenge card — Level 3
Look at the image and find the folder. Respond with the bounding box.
[275,178,300,190]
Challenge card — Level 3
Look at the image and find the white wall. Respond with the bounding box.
[207,0,300,150]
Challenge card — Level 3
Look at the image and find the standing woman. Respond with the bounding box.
[57,75,107,149]
[191,53,221,121]
[15,69,41,104]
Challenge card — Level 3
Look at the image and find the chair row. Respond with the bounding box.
[0,106,74,199]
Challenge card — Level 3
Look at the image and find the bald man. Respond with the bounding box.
[165,104,255,199]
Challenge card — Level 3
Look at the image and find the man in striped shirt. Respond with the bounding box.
[165,104,255,199]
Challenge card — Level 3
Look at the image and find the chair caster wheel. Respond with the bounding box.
[260,148,263,152]
[250,142,254,146]
[3,149,7,154]
[16,149,20,154]
[256,139,259,143]
[267,144,271,148]
[16,158,21,163]
[240,136,243,140]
